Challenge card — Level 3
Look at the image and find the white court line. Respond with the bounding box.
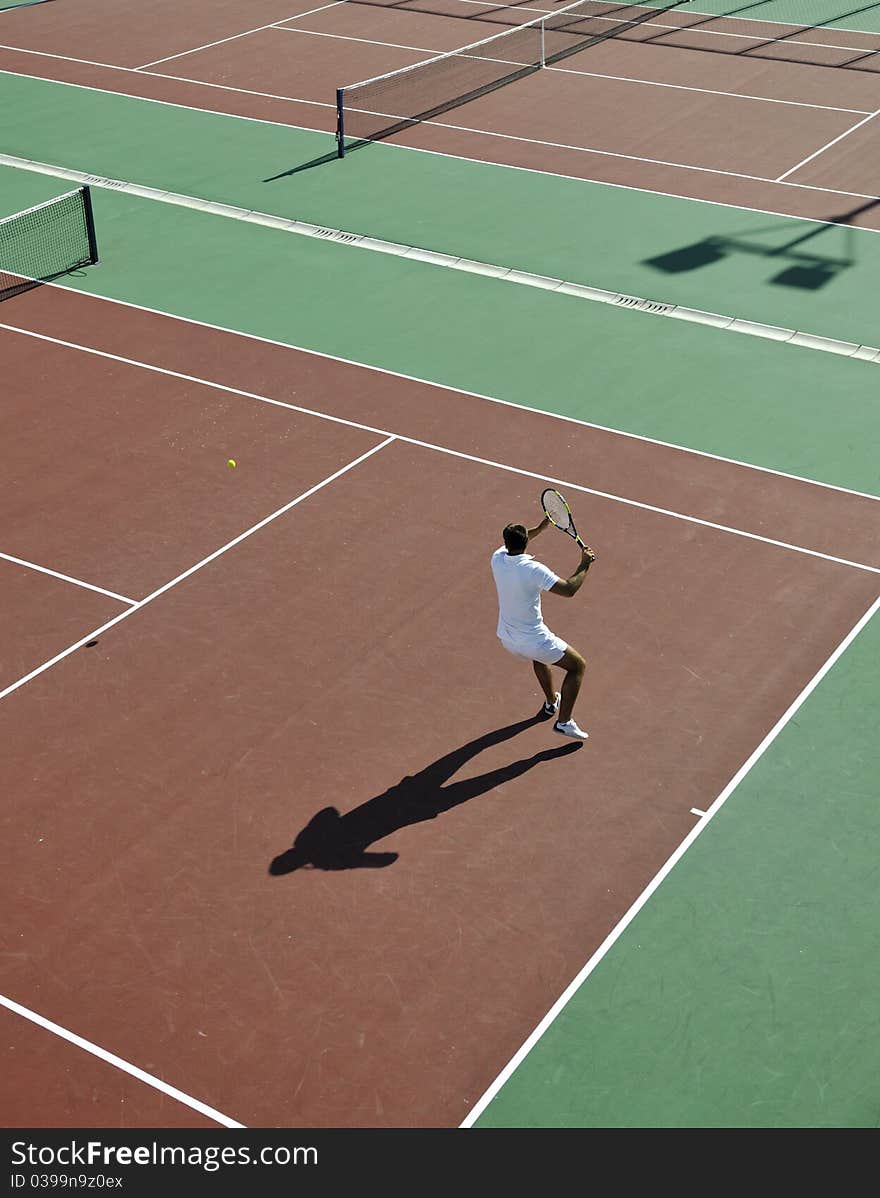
[276,0,880,52]
[0,42,154,72]
[776,108,880,181]
[12,155,879,373]
[0,436,395,704]
[3,289,878,507]
[373,106,880,202]
[5,36,865,123]
[0,993,245,1128]
[0,551,137,605]
[274,25,871,114]
[398,0,880,41]
[0,48,331,113]
[655,27,880,54]
[690,807,707,817]
[3,60,878,224]
[461,587,880,1127]
[1,61,878,208]
[0,434,393,1126]
[563,7,880,50]
[273,0,880,95]
[392,126,880,216]
[134,1,346,70]
[2,322,878,575]
[547,60,870,113]
[143,66,327,109]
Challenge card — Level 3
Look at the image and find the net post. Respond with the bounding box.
[336,88,346,158]
[81,185,100,264]
[540,19,545,68]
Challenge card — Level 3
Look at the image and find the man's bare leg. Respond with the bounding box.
[555,647,586,725]
[533,660,556,706]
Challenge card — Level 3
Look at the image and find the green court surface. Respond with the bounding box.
[2,71,879,348]
[2,165,879,498]
[668,1,880,32]
[476,610,880,1128]
[3,3,880,1129]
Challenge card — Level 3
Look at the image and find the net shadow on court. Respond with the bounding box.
[629,1,880,72]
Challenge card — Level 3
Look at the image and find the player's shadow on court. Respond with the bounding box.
[269,713,581,873]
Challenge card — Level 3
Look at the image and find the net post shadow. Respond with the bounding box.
[643,199,879,292]
[263,138,371,182]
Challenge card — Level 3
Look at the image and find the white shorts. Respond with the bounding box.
[498,626,567,666]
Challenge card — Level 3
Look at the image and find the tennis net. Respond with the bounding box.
[336,1,685,155]
[0,185,99,302]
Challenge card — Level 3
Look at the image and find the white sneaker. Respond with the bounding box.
[541,692,561,718]
[553,719,589,741]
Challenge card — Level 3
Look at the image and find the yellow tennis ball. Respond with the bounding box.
[228,459,236,468]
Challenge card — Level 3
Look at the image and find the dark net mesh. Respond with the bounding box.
[0,186,98,302]
[337,3,684,152]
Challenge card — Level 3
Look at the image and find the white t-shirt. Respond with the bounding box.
[490,547,561,638]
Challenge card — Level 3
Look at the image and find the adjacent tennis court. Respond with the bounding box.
[1,0,879,1130]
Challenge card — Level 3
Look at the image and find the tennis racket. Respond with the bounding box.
[541,488,594,558]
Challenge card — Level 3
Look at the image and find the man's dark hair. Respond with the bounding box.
[503,523,528,554]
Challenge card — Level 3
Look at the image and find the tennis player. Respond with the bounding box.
[490,516,595,741]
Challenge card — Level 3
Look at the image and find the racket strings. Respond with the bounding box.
[542,490,570,528]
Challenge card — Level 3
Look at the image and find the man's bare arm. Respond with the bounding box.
[527,514,551,540]
[549,546,595,597]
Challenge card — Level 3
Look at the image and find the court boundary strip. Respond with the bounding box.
[0,993,245,1128]
[0,550,137,604]
[2,59,880,208]
[3,152,880,369]
[3,63,880,219]
[2,270,878,507]
[3,320,878,581]
[461,587,880,1126]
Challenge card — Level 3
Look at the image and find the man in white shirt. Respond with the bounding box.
[490,515,595,741]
